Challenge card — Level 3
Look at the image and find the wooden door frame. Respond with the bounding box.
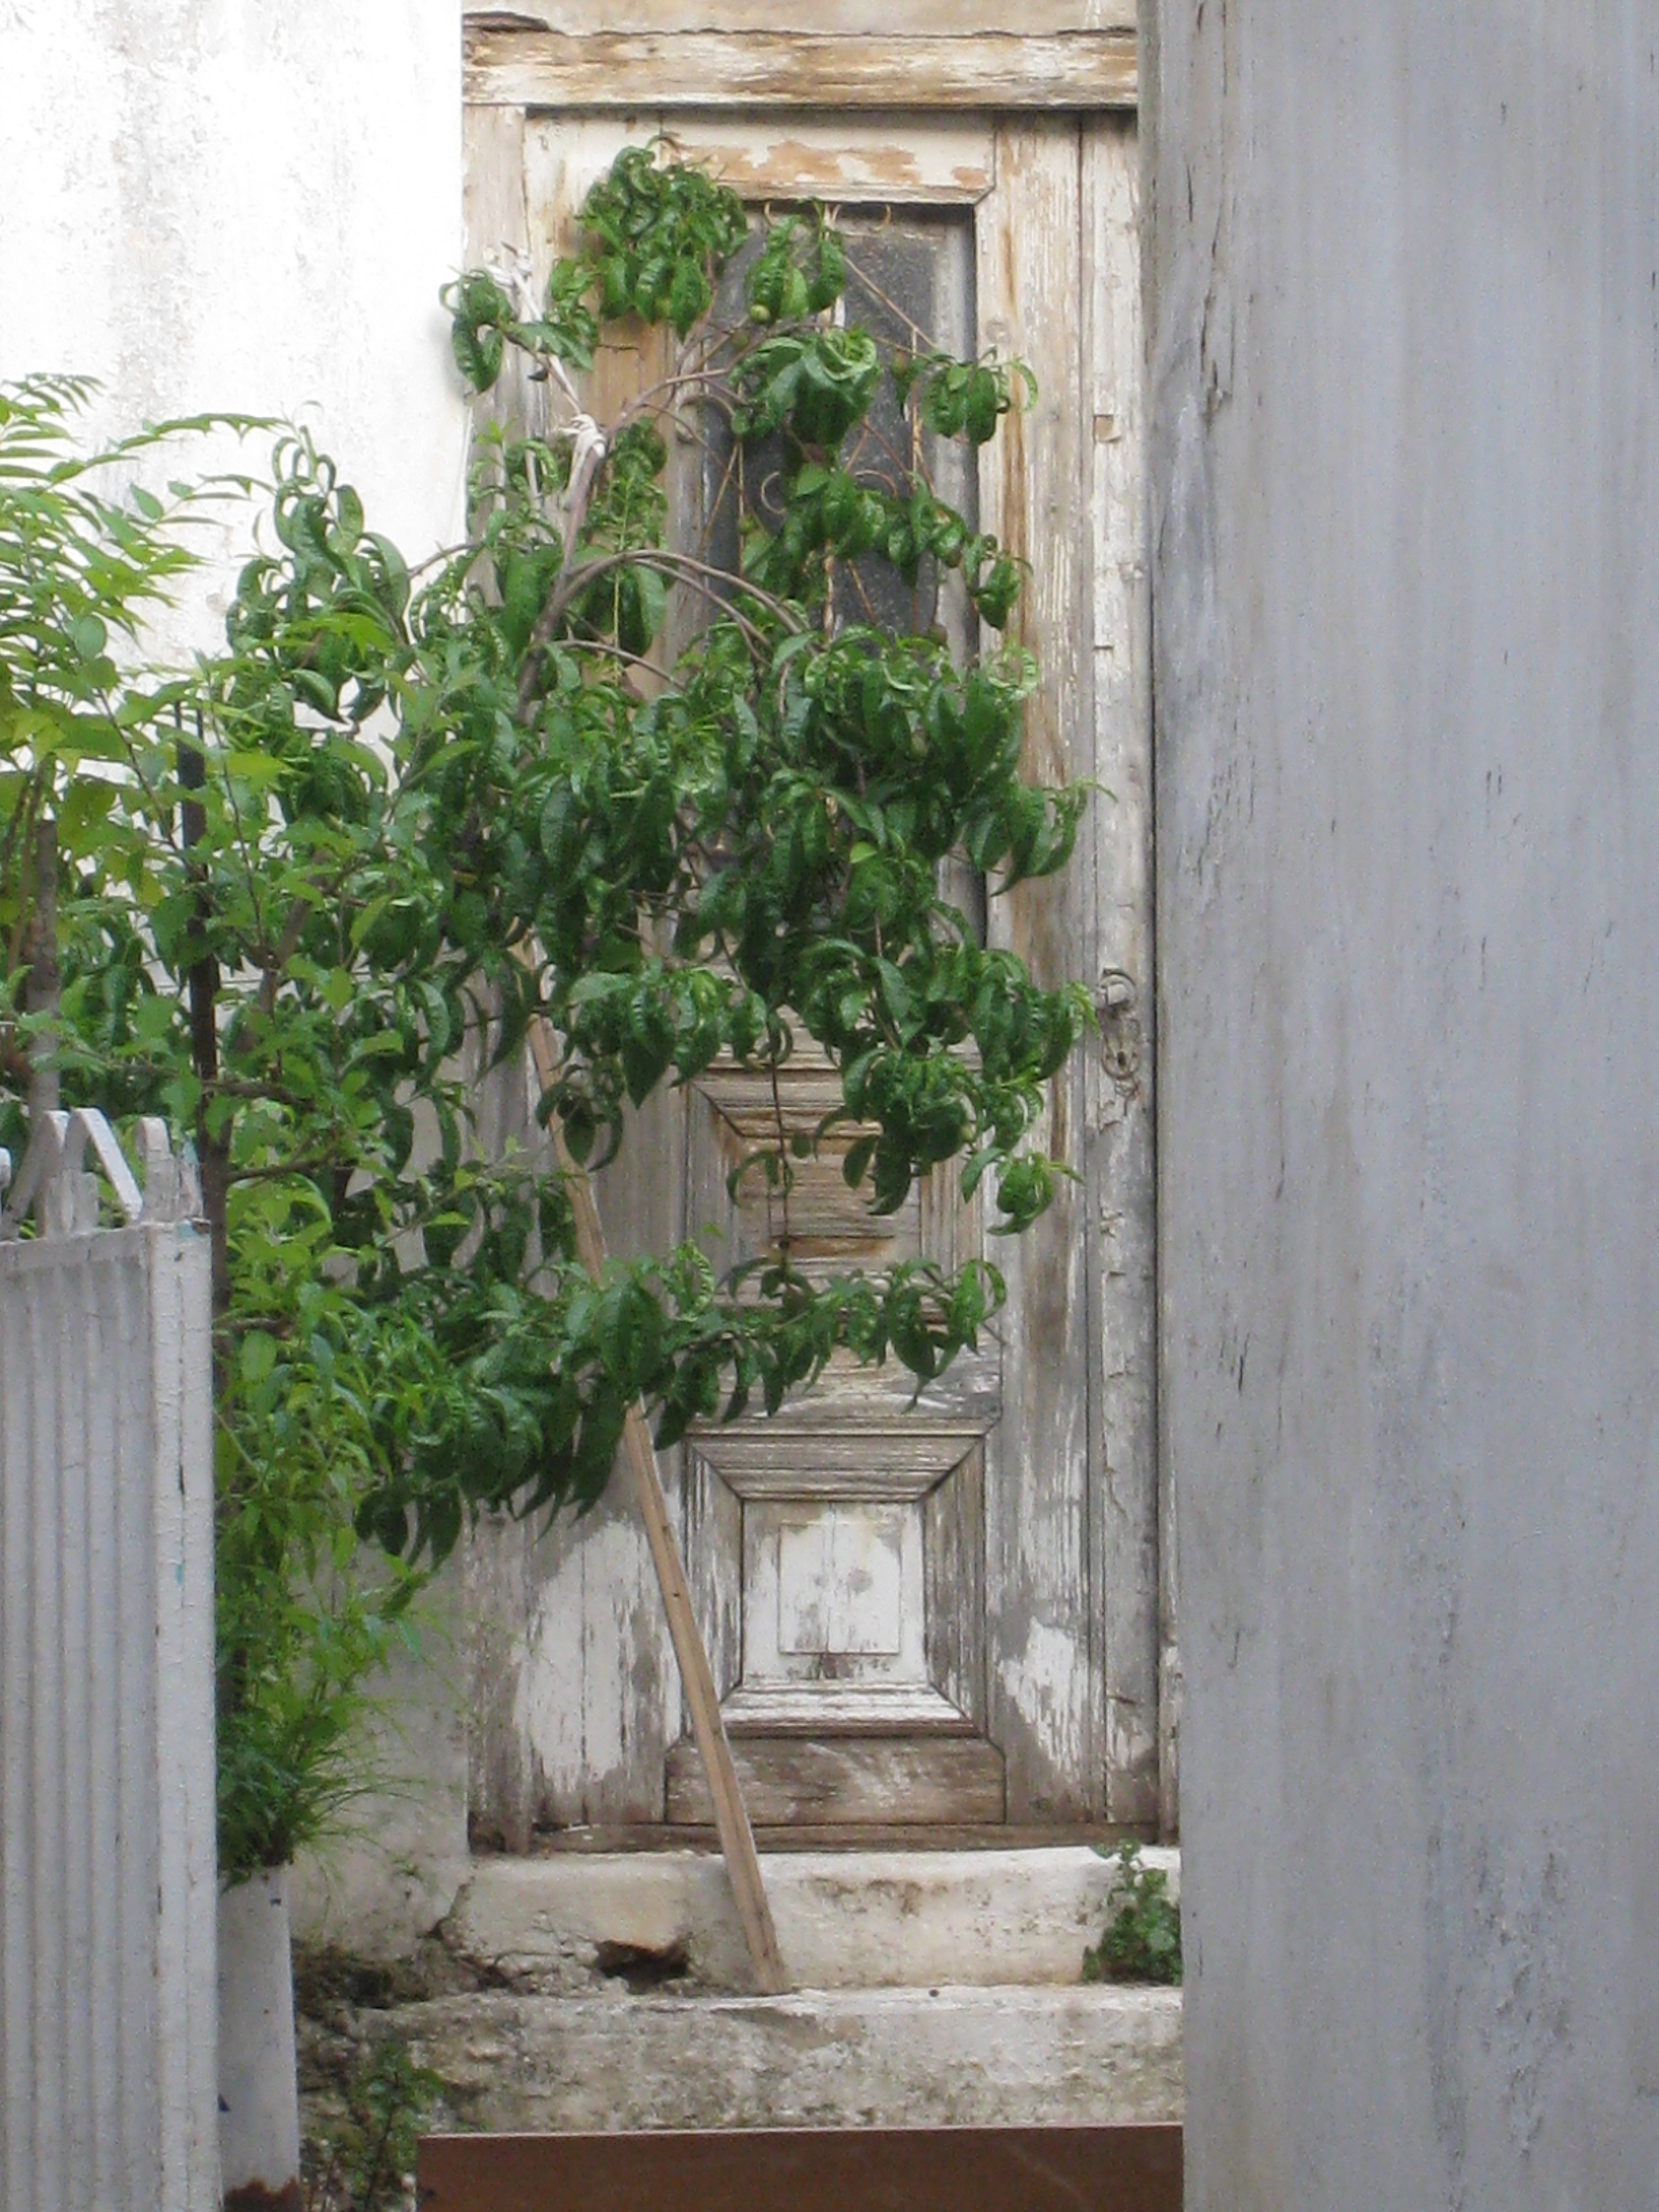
[461,16,1162,1840]
[464,7,1138,114]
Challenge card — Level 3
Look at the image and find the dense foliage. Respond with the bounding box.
[0,148,1088,1872]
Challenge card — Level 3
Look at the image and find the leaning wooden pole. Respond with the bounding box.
[525,1012,790,1996]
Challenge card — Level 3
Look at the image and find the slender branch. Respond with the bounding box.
[695,436,744,567]
[217,723,272,947]
[767,1044,794,1270]
[842,251,939,352]
[564,637,662,683]
[225,1159,339,1184]
[179,723,230,1326]
[258,893,314,1017]
[515,547,797,716]
[0,764,40,916]
[619,392,730,470]
[846,560,883,630]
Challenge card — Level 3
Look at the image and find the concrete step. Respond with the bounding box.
[297,1848,1184,2148]
[386,1984,1183,2133]
[445,1845,1181,1994]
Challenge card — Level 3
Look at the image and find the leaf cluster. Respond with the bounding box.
[1082,1843,1183,1986]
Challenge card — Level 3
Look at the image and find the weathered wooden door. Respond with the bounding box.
[464,24,1158,1842]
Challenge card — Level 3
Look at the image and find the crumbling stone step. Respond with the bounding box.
[444,1845,1181,1994]
[388,1983,1183,2135]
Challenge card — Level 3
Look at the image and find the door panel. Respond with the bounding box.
[462,106,1155,1839]
[679,1042,1000,1824]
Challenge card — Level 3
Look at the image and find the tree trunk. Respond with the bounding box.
[24,815,58,1124]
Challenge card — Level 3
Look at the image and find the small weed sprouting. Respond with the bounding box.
[1082,1841,1182,1986]
[302,2036,443,2212]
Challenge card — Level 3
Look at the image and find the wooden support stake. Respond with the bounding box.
[525,1012,790,1996]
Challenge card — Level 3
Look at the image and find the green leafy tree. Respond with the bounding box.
[0,147,1090,1876]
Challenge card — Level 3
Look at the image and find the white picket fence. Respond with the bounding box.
[0,1111,218,2212]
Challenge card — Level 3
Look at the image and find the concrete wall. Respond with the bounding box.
[0,0,473,1950]
[1149,3,1659,2205]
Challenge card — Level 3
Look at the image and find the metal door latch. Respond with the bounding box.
[1097,968,1141,1084]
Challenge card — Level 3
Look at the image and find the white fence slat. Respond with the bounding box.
[0,1121,216,2212]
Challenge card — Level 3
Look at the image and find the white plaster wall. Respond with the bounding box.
[0,0,468,626]
[0,0,473,1951]
[283,1572,471,1959]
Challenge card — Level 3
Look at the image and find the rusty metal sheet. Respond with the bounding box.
[418,2125,1183,2211]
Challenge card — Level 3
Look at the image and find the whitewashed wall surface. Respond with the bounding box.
[0,0,476,1957]
[0,1115,218,2212]
[0,0,470,653]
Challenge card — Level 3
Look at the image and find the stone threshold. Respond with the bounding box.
[521,1822,1155,1853]
[444,1845,1180,1995]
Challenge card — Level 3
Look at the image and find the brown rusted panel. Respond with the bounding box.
[464,28,1139,112]
[665,1733,1006,1826]
[420,2124,1183,2211]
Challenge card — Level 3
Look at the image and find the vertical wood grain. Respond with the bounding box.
[462,103,543,445]
[977,119,1097,1819]
[684,1450,743,1704]
[1083,115,1160,1826]
[923,1447,987,1727]
[462,109,682,1835]
[459,98,544,1852]
[537,122,680,1830]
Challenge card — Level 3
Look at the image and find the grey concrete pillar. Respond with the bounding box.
[1147,3,1659,2205]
